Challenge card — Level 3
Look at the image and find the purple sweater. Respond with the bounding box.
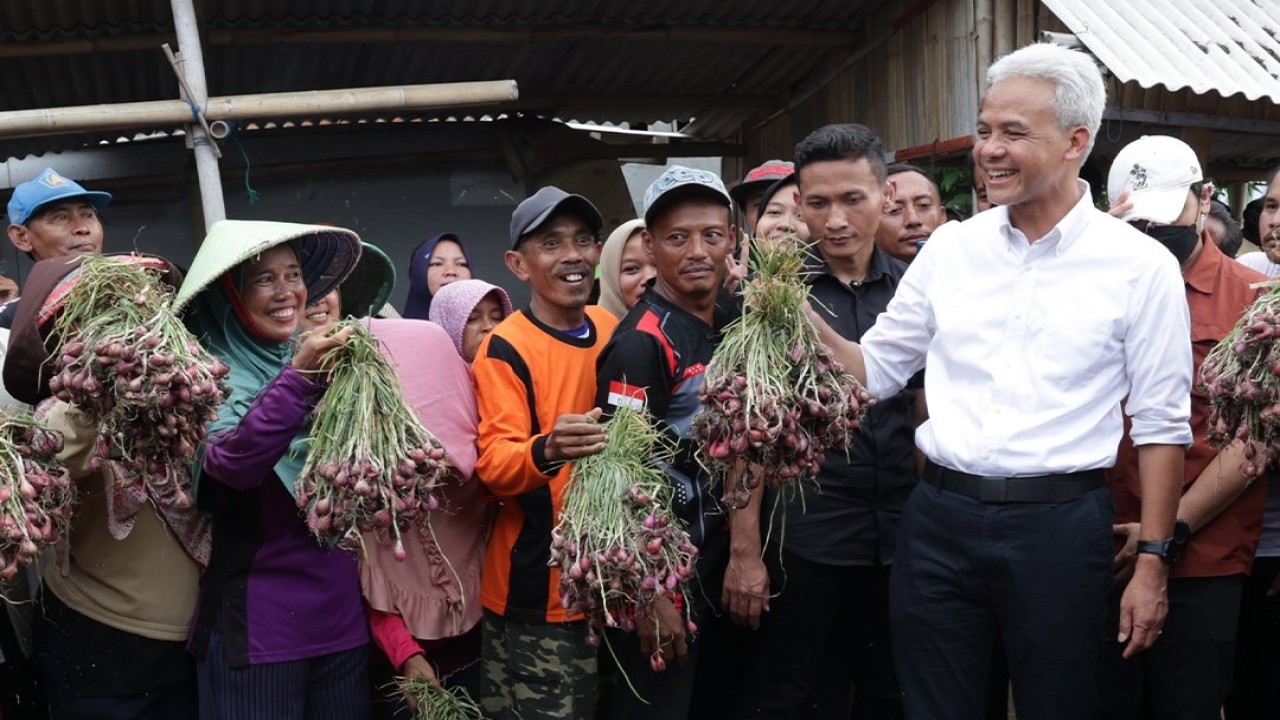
[190,365,368,667]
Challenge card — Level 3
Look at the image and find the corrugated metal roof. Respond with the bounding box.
[0,0,867,41]
[1042,0,1280,103]
[0,0,884,160]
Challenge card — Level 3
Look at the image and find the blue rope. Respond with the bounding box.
[182,97,202,123]
[232,131,260,205]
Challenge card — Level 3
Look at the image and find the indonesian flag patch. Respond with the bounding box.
[607,380,646,411]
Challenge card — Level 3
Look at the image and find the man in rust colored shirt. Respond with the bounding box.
[1099,135,1268,719]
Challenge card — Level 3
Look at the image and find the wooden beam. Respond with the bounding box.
[1205,166,1275,183]
[0,35,176,58]
[612,142,744,159]
[1104,107,1280,137]
[90,142,742,194]
[894,135,974,162]
[209,26,859,47]
[0,26,860,59]
[498,94,777,114]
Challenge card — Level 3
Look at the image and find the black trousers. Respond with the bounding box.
[889,482,1113,720]
[1,617,48,720]
[38,590,197,720]
[1096,575,1242,720]
[196,617,369,720]
[1224,556,1280,720]
[607,622,701,720]
[730,549,902,720]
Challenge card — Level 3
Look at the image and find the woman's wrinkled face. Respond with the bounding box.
[618,232,656,309]
[426,239,472,295]
[240,244,306,343]
[462,294,507,363]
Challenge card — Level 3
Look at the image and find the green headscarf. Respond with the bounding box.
[179,220,362,498]
[188,260,312,496]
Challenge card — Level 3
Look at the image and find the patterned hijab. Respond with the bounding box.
[428,279,513,361]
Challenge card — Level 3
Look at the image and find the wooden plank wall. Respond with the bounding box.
[738,0,1058,166]
[735,0,1280,179]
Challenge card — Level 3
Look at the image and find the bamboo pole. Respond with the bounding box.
[975,0,993,97]
[170,0,224,228]
[0,81,520,140]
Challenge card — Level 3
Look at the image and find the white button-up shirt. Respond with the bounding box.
[862,181,1193,476]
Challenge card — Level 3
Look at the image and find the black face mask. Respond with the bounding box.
[1143,224,1199,264]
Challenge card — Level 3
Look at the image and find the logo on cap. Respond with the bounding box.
[39,170,68,189]
[744,162,794,183]
[1127,164,1148,192]
[644,166,729,213]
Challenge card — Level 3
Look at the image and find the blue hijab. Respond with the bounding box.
[401,233,472,319]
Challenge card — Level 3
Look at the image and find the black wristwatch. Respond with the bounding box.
[1136,519,1192,565]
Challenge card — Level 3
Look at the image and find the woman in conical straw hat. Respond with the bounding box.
[175,219,372,719]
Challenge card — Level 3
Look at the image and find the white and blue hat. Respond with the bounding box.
[7,167,112,226]
[643,165,732,225]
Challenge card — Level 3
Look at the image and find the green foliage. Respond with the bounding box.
[933,165,974,216]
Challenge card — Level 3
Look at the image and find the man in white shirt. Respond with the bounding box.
[814,43,1192,720]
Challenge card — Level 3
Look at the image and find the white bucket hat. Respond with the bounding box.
[174,219,362,313]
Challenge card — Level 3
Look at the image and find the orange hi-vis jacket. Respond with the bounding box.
[472,306,619,622]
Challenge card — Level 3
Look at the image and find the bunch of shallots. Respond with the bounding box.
[693,237,873,508]
[296,319,450,556]
[48,256,229,508]
[1201,285,1280,479]
[550,406,698,671]
[395,676,484,720]
[0,412,72,580]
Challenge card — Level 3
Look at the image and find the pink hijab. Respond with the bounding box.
[428,279,513,360]
[359,318,489,639]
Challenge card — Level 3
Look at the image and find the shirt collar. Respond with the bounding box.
[1182,234,1221,295]
[996,179,1095,256]
[642,285,727,331]
[806,244,895,286]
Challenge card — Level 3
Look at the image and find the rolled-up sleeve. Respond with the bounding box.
[1124,257,1194,447]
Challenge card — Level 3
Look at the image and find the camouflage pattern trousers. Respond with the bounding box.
[480,611,598,720]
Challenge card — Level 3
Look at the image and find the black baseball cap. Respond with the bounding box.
[509,186,603,250]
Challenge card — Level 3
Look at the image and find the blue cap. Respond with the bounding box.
[8,168,112,226]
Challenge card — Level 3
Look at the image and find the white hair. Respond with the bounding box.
[986,42,1106,160]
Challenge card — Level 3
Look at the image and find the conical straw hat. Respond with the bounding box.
[174,219,362,313]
